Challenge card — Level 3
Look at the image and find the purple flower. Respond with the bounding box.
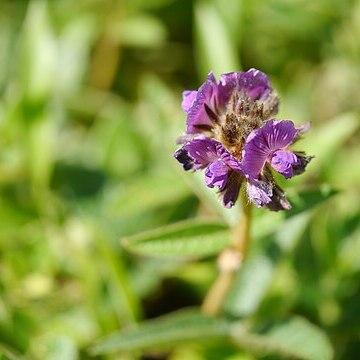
[174,137,243,208]
[241,120,313,180]
[175,69,313,210]
[182,69,279,137]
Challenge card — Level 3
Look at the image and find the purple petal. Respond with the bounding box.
[262,120,298,150]
[205,161,229,190]
[237,68,271,100]
[174,137,244,208]
[184,69,276,134]
[174,137,243,172]
[180,137,219,170]
[182,91,197,113]
[220,172,243,208]
[217,146,243,173]
[241,120,298,178]
[218,72,240,107]
[186,72,219,134]
[270,150,298,179]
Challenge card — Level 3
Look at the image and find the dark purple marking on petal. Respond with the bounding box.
[182,137,219,170]
[291,152,314,176]
[220,69,271,102]
[192,124,214,132]
[204,103,220,124]
[186,72,219,134]
[174,147,194,171]
[220,172,243,208]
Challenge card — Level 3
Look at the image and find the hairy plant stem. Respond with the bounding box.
[202,190,252,316]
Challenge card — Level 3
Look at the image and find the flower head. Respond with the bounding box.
[175,69,313,210]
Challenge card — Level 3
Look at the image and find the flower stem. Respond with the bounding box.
[201,190,252,316]
[233,191,252,257]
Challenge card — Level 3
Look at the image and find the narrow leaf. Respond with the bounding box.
[231,317,333,360]
[109,15,167,48]
[194,1,240,78]
[286,186,338,218]
[91,309,230,355]
[105,170,191,217]
[122,219,230,258]
[294,112,359,181]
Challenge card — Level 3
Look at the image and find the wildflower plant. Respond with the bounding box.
[172,68,313,316]
[2,0,358,358]
[94,70,334,360]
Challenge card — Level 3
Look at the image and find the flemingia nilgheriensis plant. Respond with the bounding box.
[173,68,313,315]
[91,71,335,360]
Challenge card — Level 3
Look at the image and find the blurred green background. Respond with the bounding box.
[0,0,359,359]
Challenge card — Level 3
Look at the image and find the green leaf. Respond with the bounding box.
[303,112,359,160]
[90,309,230,355]
[122,219,230,258]
[231,317,333,360]
[286,186,338,218]
[251,186,337,240]
[91,310,332,360]
[293,112,359,181]
[104,170,191,217]
[21,0,57,102]
[35,336,78,360]
[109,15,167,48]
[214,0,244,43]
[194,1,241,78]
[28,114,56,189]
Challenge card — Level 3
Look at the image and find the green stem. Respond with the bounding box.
[233,190,252,257]
[202,190,252,316]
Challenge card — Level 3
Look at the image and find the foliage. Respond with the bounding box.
[0,0,359,359]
